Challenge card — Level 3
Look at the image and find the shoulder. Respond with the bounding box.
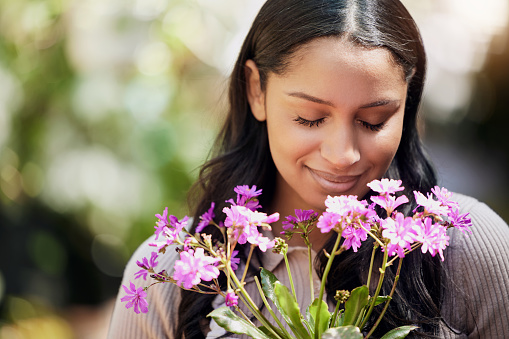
[441,193,509,337]
[108,235,182,339]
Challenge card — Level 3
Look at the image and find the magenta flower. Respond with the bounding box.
[342,225,368,252]
[234,185,262,200]
[121,281,149,314]
[381,212,417,258]
[225,290,239,307]
[413,217,450,261]
[149,216,189,251]
[154,208,177,240]
[135,252,159,280]
[173,248,220,289]
[367,179,404,195]
[447,207,473,236]
[226,185,263,210]
[230,250,240,271]
[282,209,318,230]
[196,202,215,233]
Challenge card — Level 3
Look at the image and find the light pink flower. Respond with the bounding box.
[431,186,459,210]
[413,217,449,261]
[370,195,409,214]
[367,179,404,195]
[414,191,450,216]
[121,281,149,314]
[381,212,417,258]
[173,248,220,289]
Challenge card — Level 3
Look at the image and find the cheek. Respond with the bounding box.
[366,124,403,169]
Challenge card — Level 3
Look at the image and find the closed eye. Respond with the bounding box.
[359,120,385,132]
[294,116,325,127]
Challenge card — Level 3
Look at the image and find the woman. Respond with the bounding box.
[108,0,509,338]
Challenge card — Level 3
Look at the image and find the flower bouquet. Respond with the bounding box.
[121,179,472,338]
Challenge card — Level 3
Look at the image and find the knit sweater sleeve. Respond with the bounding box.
[108,235,180,339]
[441,194,509,338]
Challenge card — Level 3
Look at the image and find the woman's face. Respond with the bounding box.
[246,37,408,213]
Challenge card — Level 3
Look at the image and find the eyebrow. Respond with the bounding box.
[286,91,400,109]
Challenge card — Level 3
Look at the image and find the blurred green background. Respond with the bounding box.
[0,0,508,338]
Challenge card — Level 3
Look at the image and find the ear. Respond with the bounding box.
[245,59,266,122]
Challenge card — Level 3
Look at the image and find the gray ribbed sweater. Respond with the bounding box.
[108,193,509,338]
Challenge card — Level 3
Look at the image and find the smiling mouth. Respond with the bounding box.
[307,167,361,194]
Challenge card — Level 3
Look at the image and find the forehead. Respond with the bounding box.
[282,36,406,83]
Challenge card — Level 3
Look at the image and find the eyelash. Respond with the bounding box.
[359,120,385,132]
[294,116,386,131]
[294,117,325,127]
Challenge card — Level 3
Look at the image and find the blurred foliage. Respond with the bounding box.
[0,0,231,336]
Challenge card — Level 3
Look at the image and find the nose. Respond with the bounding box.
[320,125,360,169]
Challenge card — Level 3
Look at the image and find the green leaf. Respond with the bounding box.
[274,281,310,339]
[208,307,269,339]
[380,325,419,339]
[260,268,309,338]
[306,298,331,336]
[342,285,369,326]
[373,295,392,306]
[321,325,363,339]
[260,268,279,303]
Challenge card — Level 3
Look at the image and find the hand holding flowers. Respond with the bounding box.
[121,179,472,338]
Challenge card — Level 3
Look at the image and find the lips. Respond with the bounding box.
[307,167,361,194]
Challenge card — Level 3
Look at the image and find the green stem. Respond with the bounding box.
[308,245,315,303]
[365,245,377,293]
[331,301,341,327]
[241,244,256,284]
[314,234,342,339]
[283,253,297,301]
[364,258,403,339]
[359,248,388,330]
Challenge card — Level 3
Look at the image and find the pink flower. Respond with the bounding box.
[121,281,149,314]
[135,252,159,280]
[413,217,449,261]
[225,290,239,307]
[196,202,215,233]
[381,212,417,258]
[317,211,341,233]
[370,195,409,214]
[413,191,450,216]
[149,216,189,251]
[367,179,404,195]
[173,248,220,289]
[431,186,459,210]
[342,225,368,252]
[223,205,279,249]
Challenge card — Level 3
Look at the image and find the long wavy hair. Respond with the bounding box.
[177,0,440,337]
